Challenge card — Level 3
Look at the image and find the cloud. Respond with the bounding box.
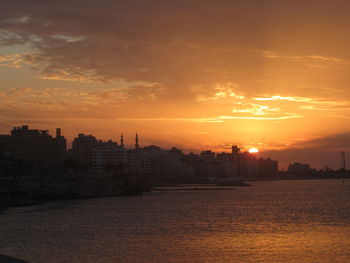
[218,115,302,120]
[117,114,302,122]
[253,95,350,112]
[1,0,350,93]
[254,95,314,102]
[195,82,245,103]
[262,133,350,169]
[262,51,350,67]
[0,53,31,68]
[232,103,281,116]
[0,84,164,114]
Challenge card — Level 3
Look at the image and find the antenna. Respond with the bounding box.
[341,151,346,171]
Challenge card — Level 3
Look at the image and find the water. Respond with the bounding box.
[1,179,350,263]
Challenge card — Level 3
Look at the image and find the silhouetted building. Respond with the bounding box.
[135,133,139,150]
[239,152,257,177]
[216,149,239,177]
[287,162,311,177]
[9,125,53,165]
[0,125,67,175]
[52,128,67,166]
[138,145,166,177]
[257,157,278,178]
[0,135,11,156]
[200,150,216,161]
[92,140,127,176]
[127,149,142,176]
[72,133,97,169]
[194,146,243,180]
[120,134,124,148]
[165,147,185,178]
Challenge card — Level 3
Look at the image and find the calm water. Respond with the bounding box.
[1,179,350,263]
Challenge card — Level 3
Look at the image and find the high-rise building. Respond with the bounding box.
[72,133,97,169]
[52,128,67,166]
[135,133,139,150]
[0,135,11,156]
[9,125,54,165]
[0,125,67,170]
[120,134,124,148]
[239,152,257,178]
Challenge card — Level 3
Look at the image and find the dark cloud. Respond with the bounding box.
[2,0,350,98]
[262,133,350,169]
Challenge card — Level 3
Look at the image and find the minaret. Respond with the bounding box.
[56,128,61,138]
[135,133,139,150]
[120,133,124,148]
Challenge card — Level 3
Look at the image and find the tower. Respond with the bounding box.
[341,151,346,171]
[56,128,61,137]
[120,133,124,148]
[135,133,139,150]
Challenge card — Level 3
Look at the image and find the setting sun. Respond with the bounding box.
[248,148,259,153]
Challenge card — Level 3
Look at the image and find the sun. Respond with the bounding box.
[248,148,259,153]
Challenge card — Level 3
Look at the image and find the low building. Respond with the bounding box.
[287,162,311,177]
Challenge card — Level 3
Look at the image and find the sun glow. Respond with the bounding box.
[248,148,259,153]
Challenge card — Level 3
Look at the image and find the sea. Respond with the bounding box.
[1,179,350,263]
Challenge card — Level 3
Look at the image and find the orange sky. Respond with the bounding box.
[1,0,350,169]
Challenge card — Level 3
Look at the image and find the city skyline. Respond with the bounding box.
[1,1,350,169]
[1,124,347,171]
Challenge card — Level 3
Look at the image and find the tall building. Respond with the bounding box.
[72,133,97,169]
[52,128,67,166]
[0,125,67,171]
[239,152,257,178]
[9,125,54,165]
[120,134,124,148]
[0,135,11,156]
[135,133,139,150]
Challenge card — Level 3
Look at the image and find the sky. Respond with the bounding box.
[1,0,350,169]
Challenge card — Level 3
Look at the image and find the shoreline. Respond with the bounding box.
[0,176,149,214]
[1,176,348,214]
[0,190,146,214]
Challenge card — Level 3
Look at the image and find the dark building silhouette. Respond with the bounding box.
[287,162,311,176]
[0,125,280,181]
[53,128,67,166]
[200,150,216,161]
[9,125,53,165]
[238,152,257,178]
[166,147,185,179]
[92,140,127,175]
[257,157,278,178]
[0,135,11,155]
[135,133,139,150]
[72,133,97,169]
[120,134,124,148]
[138,145,166,177]
[0,125,67,176]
